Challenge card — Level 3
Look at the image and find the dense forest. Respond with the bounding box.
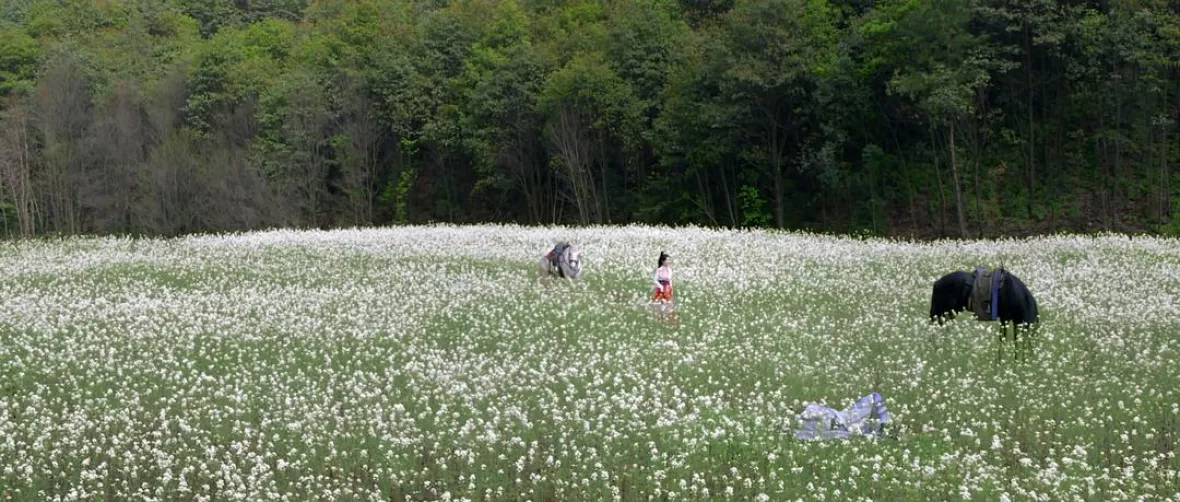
[0,0,1177,238]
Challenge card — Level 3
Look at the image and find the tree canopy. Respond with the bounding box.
[0,0,1177,238]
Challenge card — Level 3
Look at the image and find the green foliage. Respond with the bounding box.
[881,0,995,121]
[178,0,307,37]
[606,0,687,107]
[540,51,643,143]
[184,20,292,133]
[1,0,1178,238]
[24,0,111,39]
[178,0,244,37]
[534,0,607,64]
[0,25,38,97]
[455,0,550,211]
[394,167,417,224]
[737,184,771,227]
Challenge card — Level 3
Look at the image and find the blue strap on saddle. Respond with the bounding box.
[990,269,1003,320]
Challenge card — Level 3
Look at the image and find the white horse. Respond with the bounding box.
[537,243,582,285]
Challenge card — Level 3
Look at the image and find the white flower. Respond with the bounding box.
[0,226,1175,500]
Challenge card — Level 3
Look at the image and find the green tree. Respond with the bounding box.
[253,68,334,226]
[0,26,38,99]
[457,0,553,222]
[540,51,642,224]
[184,19,292,134]
[877,0,1012,238]
[713,0,838,228]
[651,29,743,226]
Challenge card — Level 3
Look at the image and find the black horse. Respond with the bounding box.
[929,267,1040,360]
[929,270,974,324]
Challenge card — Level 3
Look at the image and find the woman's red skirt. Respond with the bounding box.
[652,282,673,302]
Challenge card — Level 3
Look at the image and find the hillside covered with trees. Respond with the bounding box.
[0,0,1178,238]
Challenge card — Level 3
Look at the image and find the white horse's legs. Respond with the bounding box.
[537,258,551,286]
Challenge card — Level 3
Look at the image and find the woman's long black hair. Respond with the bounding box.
[658,251,669,268]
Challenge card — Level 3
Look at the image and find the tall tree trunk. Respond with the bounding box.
[1114,84,1122,230]
[1167,71,1178,224]
[1026,28,1036,220]
[907,175,918,237]
[549,106,595,224]
[931,125,948,237]
[868,153,881,234]
[969,93,985,238]
[1160,120,1168,226]
[949,120,968,238]
[694,169,718,225]
[437,152,458,223]
[718,159,738,227]
[773,157,784,228]
[769,116,785,228]
[20,111,35,236]
[973,142,983,238]
[820,190,829,229]
[530,141,547,224]
[1159,77,1168,228]
[5,107,40,236]
[1043,58,1057,232]
[1098,112,1110,231]
[599,136,609,224]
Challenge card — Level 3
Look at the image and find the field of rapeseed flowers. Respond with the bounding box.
[0,225,1177,501]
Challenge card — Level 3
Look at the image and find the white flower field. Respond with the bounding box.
[0,225,1177,501]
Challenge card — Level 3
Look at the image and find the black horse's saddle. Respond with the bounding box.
[969,266,1006,321]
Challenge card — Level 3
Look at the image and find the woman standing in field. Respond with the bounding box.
[651,251,677,324]
[652,251,673,303]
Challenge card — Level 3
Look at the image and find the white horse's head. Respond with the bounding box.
[561,246,582,279]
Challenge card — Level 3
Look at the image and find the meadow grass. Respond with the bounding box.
[0,226,1177,501]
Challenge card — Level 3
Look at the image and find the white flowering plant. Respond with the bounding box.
[0,225,1176,500]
